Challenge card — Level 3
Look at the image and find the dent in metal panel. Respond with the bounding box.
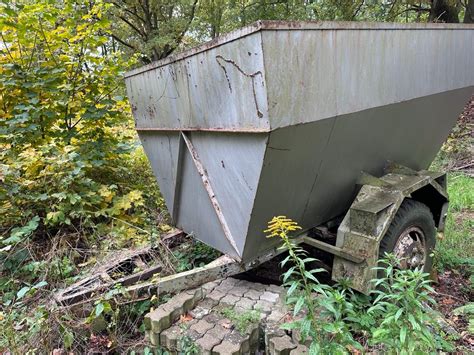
[188,132,268,253]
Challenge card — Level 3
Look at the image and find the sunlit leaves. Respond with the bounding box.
[0,0,135,149]
[0,0,144,255]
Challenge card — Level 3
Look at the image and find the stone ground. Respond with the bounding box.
[144,277,307,354]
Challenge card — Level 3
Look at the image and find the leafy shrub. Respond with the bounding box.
[0,1,164,351]
[0,0,162,282]
[0,0,142,248]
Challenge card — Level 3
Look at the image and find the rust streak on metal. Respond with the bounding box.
[180,132,241,259]
[215,55,264,118]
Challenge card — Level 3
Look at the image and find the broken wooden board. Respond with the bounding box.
[54,229,185,306]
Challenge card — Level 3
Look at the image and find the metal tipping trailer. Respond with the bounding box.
[123,21,474,294]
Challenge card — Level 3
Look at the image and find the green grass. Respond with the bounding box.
[434,173,474,271]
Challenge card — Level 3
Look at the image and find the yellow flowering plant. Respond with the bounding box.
[265,216,363,354]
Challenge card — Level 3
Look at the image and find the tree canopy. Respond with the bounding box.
[105,0,473,63]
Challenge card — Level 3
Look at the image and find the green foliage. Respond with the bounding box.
[0,279,49,351]
[453,303,474,334]
[0,1,165,351]
[368,254,453,353]
[177,324,200,354]
[173,239,222,272]
[192,0,437,42]
[83,283,162,350]
[219,307,260,334]
[0,0,470,351]
[109,0,471,62]
[446,173,474,212]
[86,284,125,333]
[268,217,454,354]
[0,0,160,293]
[266,216,362,354]
[434,173,474,271]
[109,0,199,62]
[0,0,142,248]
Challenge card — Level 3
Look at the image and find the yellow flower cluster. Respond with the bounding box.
[264,216,301,239]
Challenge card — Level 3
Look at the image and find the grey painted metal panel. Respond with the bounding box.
[139,132,180,215]
[126,32,269,132]
[125,21,474,80]
[187,132,268,253]
[175,140,240,258]
[125,21,474,261]
[262,27,474,129]
[243,87,472,260]
[243,117,337,258]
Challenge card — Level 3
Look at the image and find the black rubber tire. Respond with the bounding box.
[379,199,436,273]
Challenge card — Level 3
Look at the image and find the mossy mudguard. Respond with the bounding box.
[332,164,448,294]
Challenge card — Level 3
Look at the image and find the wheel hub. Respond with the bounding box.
[393,226,426,269]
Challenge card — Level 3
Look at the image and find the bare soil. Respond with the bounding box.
[433,269,473,351]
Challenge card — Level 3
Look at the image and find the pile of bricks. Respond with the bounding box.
[144,277,309,354]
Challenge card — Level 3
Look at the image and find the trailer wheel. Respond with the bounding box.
[379,199,436,272]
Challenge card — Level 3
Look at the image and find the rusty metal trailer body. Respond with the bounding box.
[125,21,474,292]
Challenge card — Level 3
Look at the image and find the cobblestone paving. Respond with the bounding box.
[144,277,307,354]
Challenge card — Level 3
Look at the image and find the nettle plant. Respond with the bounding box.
[266,216,453,354]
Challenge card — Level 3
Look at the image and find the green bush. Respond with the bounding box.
[0,1,163,351]
[0,0,158,279]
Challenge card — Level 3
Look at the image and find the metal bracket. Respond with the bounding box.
[301,235,364,264]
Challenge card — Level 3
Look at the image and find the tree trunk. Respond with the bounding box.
[465,0,474,23]
[429,0,459,22]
